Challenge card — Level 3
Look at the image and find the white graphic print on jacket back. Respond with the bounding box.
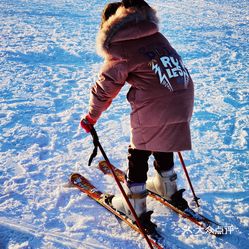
[151,55,190,92]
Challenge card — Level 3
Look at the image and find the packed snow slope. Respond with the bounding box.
[0,0,248,248]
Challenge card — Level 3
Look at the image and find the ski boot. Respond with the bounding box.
[146,166,178,201]
[105,181,158,235]
[146,166,189,211]
[107,182,147,219]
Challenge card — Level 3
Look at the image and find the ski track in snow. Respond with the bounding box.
[0,0,248,248]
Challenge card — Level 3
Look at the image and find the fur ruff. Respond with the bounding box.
[96,6,159,58]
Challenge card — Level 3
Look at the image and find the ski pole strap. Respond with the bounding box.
[88,128,99,166]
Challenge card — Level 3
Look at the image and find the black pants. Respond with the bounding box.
[127,147,174,183]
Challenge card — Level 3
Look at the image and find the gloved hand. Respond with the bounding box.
[80,114,97,133]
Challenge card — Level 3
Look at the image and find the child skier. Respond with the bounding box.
[81,0,194,220]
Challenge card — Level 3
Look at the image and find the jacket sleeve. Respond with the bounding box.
[88,59,128,120]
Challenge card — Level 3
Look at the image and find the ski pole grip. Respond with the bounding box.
[80,115,97,133]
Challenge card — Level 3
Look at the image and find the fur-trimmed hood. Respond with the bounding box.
[96,5,159,58]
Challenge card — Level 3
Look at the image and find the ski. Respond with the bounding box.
[70,173,166,249]
[98,160,225,236]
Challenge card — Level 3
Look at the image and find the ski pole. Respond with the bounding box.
[177,152,200,207]
[88,126,154,249]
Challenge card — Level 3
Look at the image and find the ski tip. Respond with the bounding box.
[70,173,82,184]
[98,160,112,174]
[99,160,107,165]
[98,160,109,169]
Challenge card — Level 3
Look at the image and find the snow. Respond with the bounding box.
[0,0,248,248]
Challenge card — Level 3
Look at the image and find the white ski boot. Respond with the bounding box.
[110,182,147,220]
[146,168,178,201]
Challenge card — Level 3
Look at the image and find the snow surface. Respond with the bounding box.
[0,0,248,248]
